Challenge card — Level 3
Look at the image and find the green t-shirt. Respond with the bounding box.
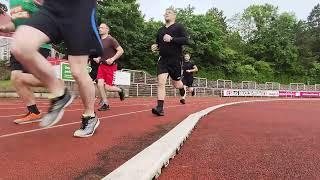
[10,0,51,50]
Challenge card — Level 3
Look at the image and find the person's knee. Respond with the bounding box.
[158,80,166,88]
[71,68,85,81]
[97,80,105,88]
[10,71,23,85]
[11,36,37,61]
[157,78,167,87]
[11,42,33,61]
[173,81,183,89]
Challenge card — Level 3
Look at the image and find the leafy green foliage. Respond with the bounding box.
[94,1,320,84]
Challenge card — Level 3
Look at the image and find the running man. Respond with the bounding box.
[10,0,102,137]
[0,0,52,124]
[96,23,125,111]
[181,53,198,103]
[151,7,189,116]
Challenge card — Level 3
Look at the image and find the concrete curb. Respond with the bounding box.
[103,99,284,180]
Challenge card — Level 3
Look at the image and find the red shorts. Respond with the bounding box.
[97,64,118,85]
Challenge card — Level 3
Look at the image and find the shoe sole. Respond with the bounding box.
[40,95,75,128]
[74,119,100,138]
[14,119,42,125]
[98,107,110,111]
[152,109,164,116]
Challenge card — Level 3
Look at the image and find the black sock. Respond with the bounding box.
[157,100,164,110]
[179,88,185,96]
[27,104,40,114]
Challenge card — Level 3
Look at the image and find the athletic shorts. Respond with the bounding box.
[97,64,118,86]
[10,48,50,73]
[89,68,98,82]
[157,56,182,81]
[24,1,102,57]
[182,76,194,87]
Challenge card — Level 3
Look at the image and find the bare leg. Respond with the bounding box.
[11,71,42,106]
[69,55,95,116]
[11,26,64,96]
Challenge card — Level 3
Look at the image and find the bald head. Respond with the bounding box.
[99,23,110,36]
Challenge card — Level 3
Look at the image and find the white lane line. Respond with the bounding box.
[0,102,211,139]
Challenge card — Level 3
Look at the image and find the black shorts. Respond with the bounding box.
[157,57,182,81]
[182,76,194,87]
[89,68,98,81]
[10,48,50,73]
[24,1,102,57]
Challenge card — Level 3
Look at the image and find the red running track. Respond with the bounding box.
[0,97,254,179]
[160,100,320,180]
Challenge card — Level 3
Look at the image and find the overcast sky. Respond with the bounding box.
[138,0,319,21]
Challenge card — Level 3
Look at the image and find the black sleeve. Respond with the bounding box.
[172,24,189,45]
[156,28,161,45]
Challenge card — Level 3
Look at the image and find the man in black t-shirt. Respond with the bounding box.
[151,7,189,116]
[181,53,198,101]
[10,0,102,138]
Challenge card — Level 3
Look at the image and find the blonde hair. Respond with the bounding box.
[166,6,177,14]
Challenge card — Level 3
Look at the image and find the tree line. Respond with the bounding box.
[89,1,320,84]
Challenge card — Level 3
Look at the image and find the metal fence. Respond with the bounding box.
[64,69,320,97]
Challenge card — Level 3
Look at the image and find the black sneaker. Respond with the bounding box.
[74,115,100,138]
[152,107,164,116]
[180,99,186,104]
[39,88,74,128]
[191,90,195,96]
[98,104,110,111]
[118,87,125,101]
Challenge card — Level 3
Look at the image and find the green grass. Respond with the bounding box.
[0,80,12,89]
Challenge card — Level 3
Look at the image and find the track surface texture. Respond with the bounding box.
[0,97,255,179]
[160,100,320,180]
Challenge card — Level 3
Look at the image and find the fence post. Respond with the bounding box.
[132,72,135,84]
[144,73,147,84]
[136,84,139,97]
[150,84,153,97]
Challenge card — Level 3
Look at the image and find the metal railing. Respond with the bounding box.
[265,82,281,90]
[289,83,305,91]
[216,79,232,89]
[241,81,256,89]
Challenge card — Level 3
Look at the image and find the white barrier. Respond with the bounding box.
[223,89,279,97]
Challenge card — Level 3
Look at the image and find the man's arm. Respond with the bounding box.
[172,24,189,45]
[111,46,124,62]
[151,29,161,52]
[105,37,124,65]
[187,65,198,73]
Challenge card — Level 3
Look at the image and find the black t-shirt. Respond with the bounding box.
[182,61,195,77]
[156,23,188,58]
[88,58,99,73]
